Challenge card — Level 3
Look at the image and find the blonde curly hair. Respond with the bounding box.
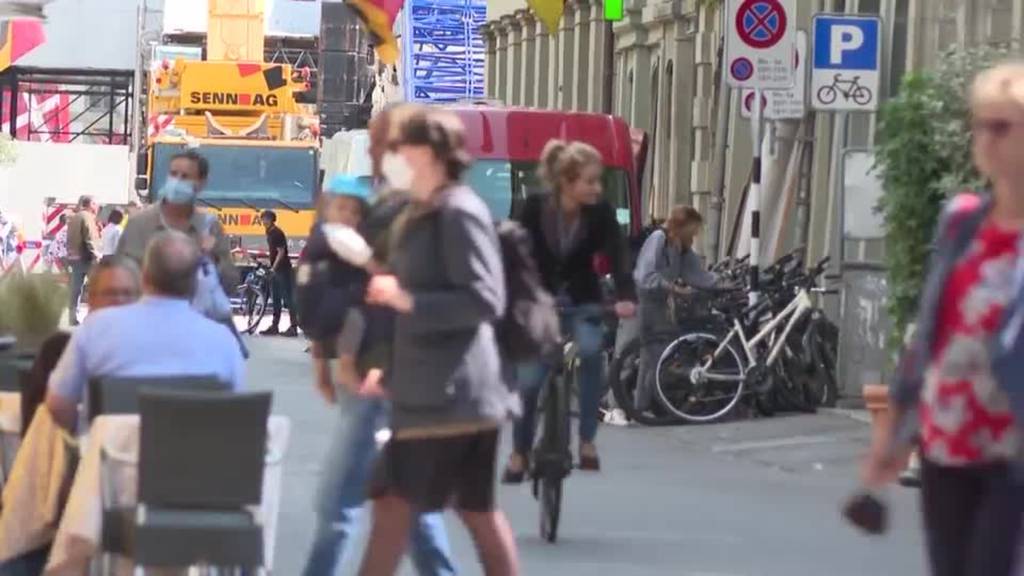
[538,139,603,193]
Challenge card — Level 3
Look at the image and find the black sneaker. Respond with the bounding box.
[260,326,280,336]
[282,326,299,338]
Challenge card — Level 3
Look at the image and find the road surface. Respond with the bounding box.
[247,336,925,576]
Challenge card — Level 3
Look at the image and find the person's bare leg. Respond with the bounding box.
[457,509,519,576]
[359,496,414,576]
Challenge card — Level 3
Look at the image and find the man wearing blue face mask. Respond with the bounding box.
[117,149,238,293]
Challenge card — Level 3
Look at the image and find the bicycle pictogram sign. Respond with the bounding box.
[736,0,788,49]
[816,73,872,106]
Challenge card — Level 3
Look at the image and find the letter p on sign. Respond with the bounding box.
[830,25,864,64]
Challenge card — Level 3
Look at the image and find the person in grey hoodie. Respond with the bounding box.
[359,109,520,576]
[633,205,717,415]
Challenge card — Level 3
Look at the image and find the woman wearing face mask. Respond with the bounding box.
[502,139,637,483]
[360,109,520,575]
[863,62,1024,576]
[632,205,717,418]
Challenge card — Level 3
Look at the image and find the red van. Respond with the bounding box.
[446,105,645,237]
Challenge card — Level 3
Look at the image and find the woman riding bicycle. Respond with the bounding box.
[633,206,718,416]
[503,139,636,482]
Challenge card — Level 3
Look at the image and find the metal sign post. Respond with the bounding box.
[749,86,763,299]
[725,0,795,301]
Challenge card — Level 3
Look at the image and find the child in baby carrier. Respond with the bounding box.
[296,175,391,402]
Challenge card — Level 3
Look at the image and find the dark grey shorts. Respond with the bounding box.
[369,429,500,512]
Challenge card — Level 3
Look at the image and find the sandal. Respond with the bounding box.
[501,453,529,485]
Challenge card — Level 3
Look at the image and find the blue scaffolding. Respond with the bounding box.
[401,0,486,103]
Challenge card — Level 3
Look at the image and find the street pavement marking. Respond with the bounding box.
[711,434,839,453]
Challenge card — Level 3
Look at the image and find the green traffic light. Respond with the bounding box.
[604,0,623,21]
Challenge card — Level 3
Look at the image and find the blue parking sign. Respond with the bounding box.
[811,14,882,111]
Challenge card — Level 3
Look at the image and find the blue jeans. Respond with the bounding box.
[302,395,456,576]
[513,305,606,454]
[68,259,90,325]
[270,269,298,329]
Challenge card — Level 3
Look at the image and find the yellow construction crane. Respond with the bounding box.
[139,0,320,254]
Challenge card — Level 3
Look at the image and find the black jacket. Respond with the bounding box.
[516,193,636,304]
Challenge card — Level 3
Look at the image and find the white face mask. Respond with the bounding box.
[380,152,415,193]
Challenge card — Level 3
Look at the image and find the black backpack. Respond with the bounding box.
[495,220,561,362]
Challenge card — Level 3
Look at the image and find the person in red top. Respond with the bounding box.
[920,219,1019,465]
[865,63,1024,576]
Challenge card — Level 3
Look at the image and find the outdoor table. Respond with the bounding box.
[43,414,291,575]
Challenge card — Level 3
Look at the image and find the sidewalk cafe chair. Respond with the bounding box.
[99,390,272,575]
[87,376,228,423]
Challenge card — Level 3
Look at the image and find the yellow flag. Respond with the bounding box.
[528,0,564,34]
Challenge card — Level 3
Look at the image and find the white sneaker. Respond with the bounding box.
[604,408,630,426]
[375,428,392,448]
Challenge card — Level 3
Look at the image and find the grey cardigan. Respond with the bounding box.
[633,229,717,293]
[387,185,516,432]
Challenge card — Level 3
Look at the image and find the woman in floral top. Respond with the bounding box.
[865,63,1024,576]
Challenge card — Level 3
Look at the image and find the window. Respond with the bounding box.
[858,0,880,14]
[665,60,674,143]
[988,0,1014,42]
[625,68,634,121]
[888,0,909,96]
[649,60,660,217]
[463,159,632,230]
[152,143,319,209]
[464,159,513,219]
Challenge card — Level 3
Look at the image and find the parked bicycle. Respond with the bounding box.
[653,254,837,423]
[609,287,744,426]
[232,260,272,334]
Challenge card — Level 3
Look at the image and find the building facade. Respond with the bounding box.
[482,0,1024,395]
[482,0,1024,263]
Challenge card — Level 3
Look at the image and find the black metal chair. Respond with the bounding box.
[87,375,228,423]
[100,390,272,574]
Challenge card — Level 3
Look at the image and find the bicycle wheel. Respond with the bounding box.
[817,85,838,105]
[853,86,873,105]
[535,371,570,543]
[539,476,562,543]
[772,350,814,413]
[234,284,267,334]
[799,315,839,408]
[810,330,839,407]
[609,338,684,426]
[654,332,746,423]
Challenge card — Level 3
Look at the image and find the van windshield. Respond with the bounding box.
[464,160,631,229]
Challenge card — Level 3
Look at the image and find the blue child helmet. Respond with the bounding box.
[325,174,374,202]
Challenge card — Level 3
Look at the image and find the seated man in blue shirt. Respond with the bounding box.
[45,230,245,430]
